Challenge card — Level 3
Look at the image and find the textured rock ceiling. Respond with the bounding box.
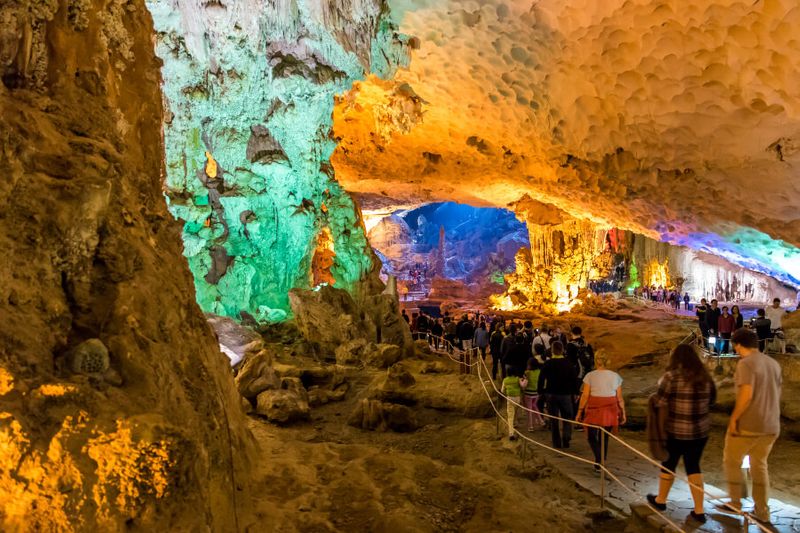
[332,0,800,286]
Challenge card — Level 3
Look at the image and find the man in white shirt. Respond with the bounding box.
[764,298,785,353]
[532,326,551,355]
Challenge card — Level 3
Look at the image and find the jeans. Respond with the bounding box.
[545,394,574,448]
[717,333,731,354]
[587,427,611,465]
[723,430,778,520]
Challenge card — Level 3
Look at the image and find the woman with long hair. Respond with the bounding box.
[576,350,625,472]
[730,305,744,331]
[647,344,716,523]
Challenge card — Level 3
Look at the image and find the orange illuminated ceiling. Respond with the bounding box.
[333,0,800,261]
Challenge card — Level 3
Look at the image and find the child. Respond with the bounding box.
[523,358,544,431]
[501,368,527,440]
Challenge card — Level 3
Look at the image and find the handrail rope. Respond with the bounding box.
[472,351,688,532]
[424,332,769,532]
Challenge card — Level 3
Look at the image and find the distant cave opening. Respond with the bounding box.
[362,202,529,307]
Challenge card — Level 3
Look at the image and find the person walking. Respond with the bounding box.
[538,341,577,449]
[576,351,625,472]
[523,357,545,431]
[500,324,517,380]
[646,344,716,524]
[683,292,690,310]
[489,325,505,380]
[716,328,782,525]
[505,333,530,378]
[457,315,475,374]
[473,322,490,361]
[501,368,526,441]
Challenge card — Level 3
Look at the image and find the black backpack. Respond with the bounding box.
[569,339,595,378]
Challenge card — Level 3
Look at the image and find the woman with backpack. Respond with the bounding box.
[576,351,625,472]
[646,344,716,524]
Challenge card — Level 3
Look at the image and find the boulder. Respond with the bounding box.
[366,343,402,368]
[289,285,376,354]
[235,351,280,399]
[69,339,110,375]
[347,399,418,432]
[288,285,413,358]
[335,339,371,366]
[412,374,494,418]
[206,314,264,366]
[255,377,310,424]
[372,366,416,405]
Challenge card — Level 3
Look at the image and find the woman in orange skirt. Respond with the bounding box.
[576,351,626,472]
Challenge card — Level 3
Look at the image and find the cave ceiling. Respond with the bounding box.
[332,0,800,287]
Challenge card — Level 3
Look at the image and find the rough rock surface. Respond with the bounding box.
[0,1,252,529]
[348,399,418,432]
[147,0,412,321]
[255,378,311,424]
[290,284,414,358]
[334,0,800,288]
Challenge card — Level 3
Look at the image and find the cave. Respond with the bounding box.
[2,0,800,531]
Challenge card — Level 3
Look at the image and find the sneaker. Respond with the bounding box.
[593,464,601,474]
[509,434,517,441]
[714,502,742,515]
[646,494,667,511]
[689,511,707,524]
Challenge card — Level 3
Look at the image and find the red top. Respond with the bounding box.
[718,314,735,334]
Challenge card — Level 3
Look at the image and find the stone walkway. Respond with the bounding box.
[520,425,800,532]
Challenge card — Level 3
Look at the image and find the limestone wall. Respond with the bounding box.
[0,0,252,529]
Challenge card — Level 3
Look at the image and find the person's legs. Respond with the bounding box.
[546,395,561,447]
[654,438,682,504]
[748,434,778,521]
[587,427,602,464]
[556,394,574,447]
[722,432,751,511]
[505,397,518,438]
[523,394,535,430]
[683,437,708,515]
[491,352,499,380]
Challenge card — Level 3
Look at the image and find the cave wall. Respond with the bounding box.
[0,0,252,530]
[148,0,410,322]
[621,232,797,304]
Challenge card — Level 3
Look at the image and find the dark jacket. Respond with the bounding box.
[706,307,721,333]
[489,330,504,355]
[647,394,669,461]
[505,341,529,373]
[537,356,578,395]
[457,320,475,341]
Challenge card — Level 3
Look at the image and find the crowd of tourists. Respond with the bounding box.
[401,305,785,526]
[633,285,691,310]
[695,297,788,354]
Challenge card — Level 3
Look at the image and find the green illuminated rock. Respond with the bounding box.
[148,0,410,322]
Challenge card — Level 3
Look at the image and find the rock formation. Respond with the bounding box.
[0,0,252,530]
[148,0,412,322]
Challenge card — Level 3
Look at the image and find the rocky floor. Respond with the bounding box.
[238,355,629,532]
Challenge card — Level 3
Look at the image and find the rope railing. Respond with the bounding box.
[420,332,771,533]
